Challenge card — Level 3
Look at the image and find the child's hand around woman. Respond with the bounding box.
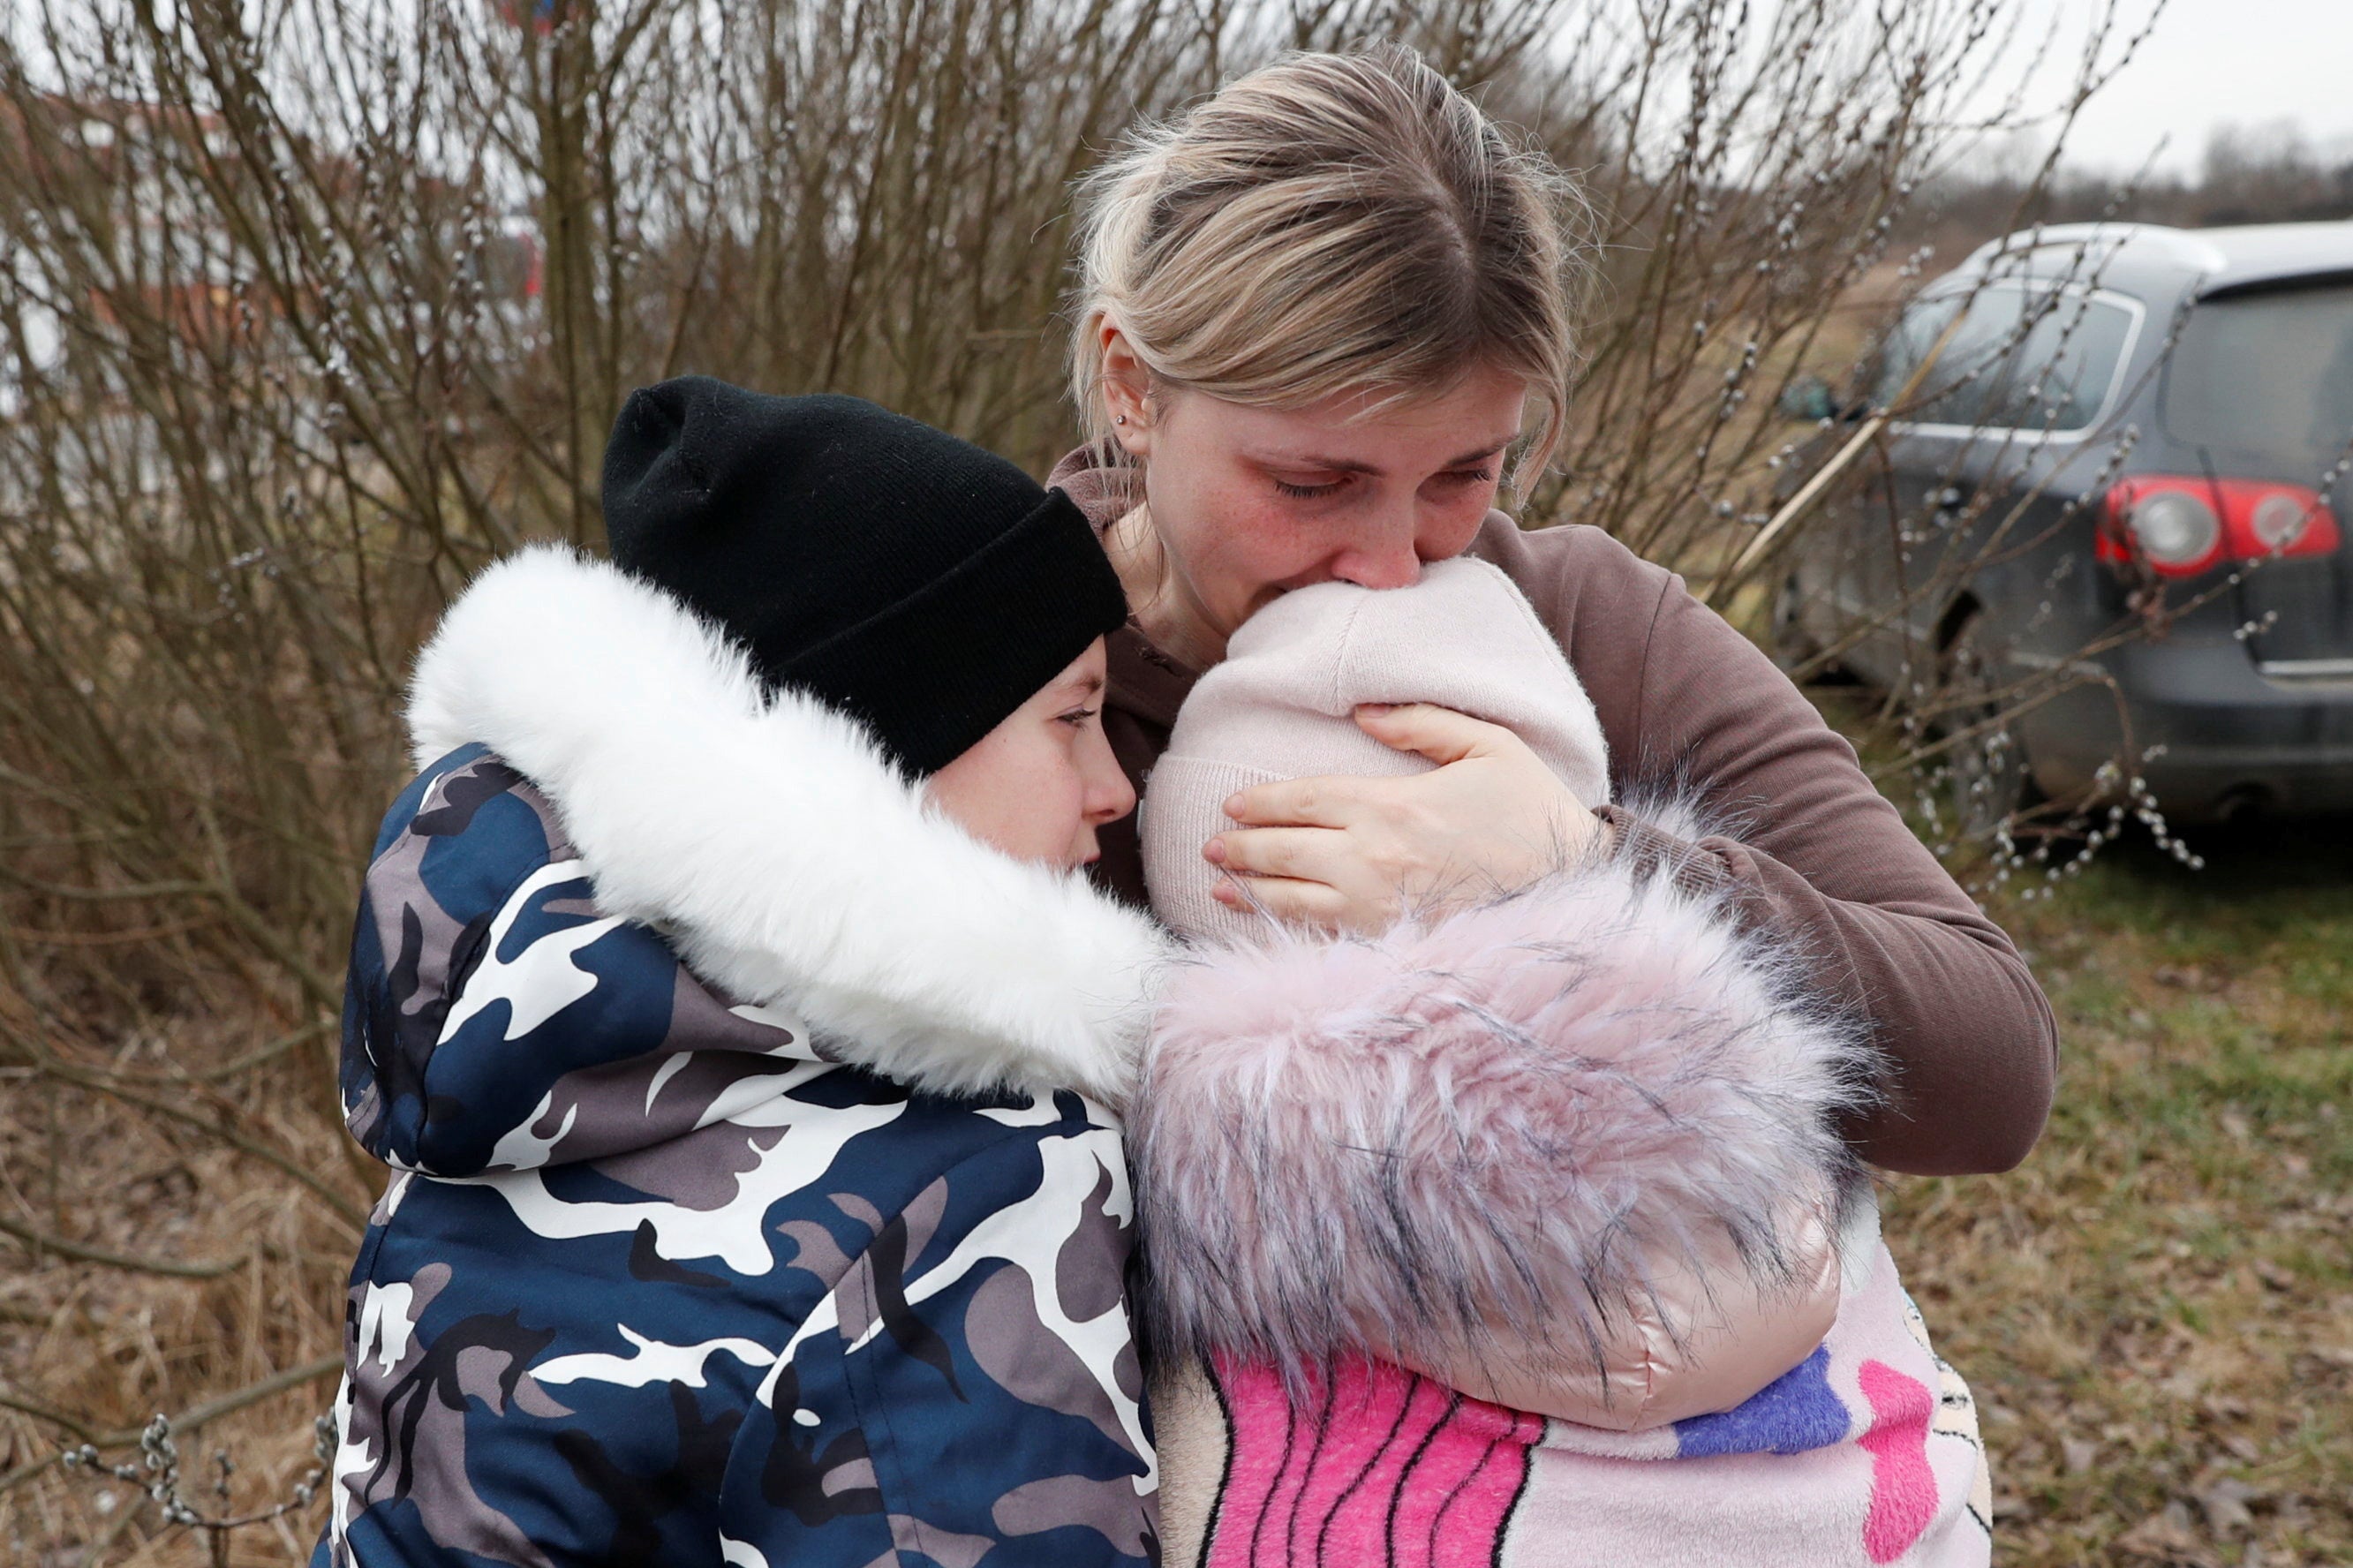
[1204,701,1608,933]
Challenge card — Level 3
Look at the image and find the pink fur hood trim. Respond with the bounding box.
[1131,835,1878,1423]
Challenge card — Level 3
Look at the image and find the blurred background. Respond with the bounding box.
[0,1,2345,1563]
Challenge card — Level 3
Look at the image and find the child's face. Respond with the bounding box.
[925,638,1135,870]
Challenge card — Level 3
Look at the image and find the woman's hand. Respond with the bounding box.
[1205,703,1608,933]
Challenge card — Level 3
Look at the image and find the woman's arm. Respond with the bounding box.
[1526,524,2056,1177]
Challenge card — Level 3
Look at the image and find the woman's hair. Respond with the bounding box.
[1068,44,1588,490]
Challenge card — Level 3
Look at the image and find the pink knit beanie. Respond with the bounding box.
[1141,557,1610,944]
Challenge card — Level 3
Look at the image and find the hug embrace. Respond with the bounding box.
[316,45,2055,1568]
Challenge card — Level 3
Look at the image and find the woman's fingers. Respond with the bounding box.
[1209,705,1600,932]
[1210,825,1398,933]
[1223,774,1366,829]
[1223,710,1529,829]
[1354,702,1517,766]
[1207,824,1346,883]
[1210,872,1361,931]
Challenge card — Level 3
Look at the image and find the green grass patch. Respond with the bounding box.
[1883,817,2353,1566]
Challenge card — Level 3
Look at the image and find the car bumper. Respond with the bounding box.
[2012,637,2353,820]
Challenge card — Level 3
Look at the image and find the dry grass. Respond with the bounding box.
[0,1029,358,1564]
[1872,715,2353,1568]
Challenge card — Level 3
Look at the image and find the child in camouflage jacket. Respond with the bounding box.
[318,381,1171,1568]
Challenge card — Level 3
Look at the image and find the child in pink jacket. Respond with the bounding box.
[1131,557,1994,1567]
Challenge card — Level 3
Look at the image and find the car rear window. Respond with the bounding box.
[1878,285,2137,433]
[2164,282,2353,470]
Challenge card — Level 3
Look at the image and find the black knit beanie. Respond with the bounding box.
[600,377,1129,776]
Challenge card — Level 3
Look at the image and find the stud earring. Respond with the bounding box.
[1114,414,1128,426]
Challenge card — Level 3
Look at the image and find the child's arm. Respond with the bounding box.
[719,1118,1157,1567]
[1368,1195,1845,1429]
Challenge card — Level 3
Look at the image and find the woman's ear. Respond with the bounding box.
[1097,320,1155,461]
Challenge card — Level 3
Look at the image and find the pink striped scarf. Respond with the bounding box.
[1154,1240,1994,1568]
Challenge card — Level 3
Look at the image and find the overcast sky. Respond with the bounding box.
[2009,0,2353,175]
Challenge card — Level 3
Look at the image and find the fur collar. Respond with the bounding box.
[406,546,1170,1108]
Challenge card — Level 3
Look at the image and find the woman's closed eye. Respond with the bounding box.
[1059,706,1100,728]
[1276,466,1495,501]
[1428,465,1497,490]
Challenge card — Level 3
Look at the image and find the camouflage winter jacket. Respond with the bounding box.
[319,547,1173,1568]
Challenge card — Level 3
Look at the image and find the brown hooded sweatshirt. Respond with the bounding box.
[1051,450,2057,1178]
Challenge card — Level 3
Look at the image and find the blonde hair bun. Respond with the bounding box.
[1069,44,1588,490]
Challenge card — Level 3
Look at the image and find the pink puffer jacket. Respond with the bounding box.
[1130,835,1867,1432]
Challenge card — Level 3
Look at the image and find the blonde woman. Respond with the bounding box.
[1053,44,2042,1565]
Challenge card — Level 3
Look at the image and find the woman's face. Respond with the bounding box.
[924,637,1135,871]
[1109,355,1528,647]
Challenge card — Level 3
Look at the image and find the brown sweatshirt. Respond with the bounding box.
[1051,451,2057,1178]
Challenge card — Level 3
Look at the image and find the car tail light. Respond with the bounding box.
[2099,476,2343,577]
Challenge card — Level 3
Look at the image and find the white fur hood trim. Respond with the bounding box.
[407,546,1171,1107]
